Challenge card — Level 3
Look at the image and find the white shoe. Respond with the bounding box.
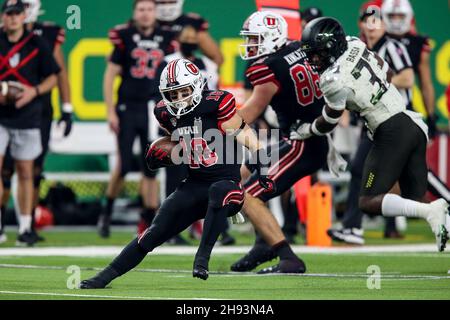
[327,228,365,245]
[0,232,7,244]
[426,199,449,252]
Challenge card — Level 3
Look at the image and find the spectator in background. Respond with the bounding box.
[1,0,74,244]
[300,7,322,30]
[382,0,437,138]
[163,25,219,90]
[98,0,176,238]
[155,0,223,66]
[0,0,59,246]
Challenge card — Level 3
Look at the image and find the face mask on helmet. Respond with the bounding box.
[22,0,43,24]
[302,47,335,73]
[155,0,184,21]
[301,17,348,73]
[239,11,288,60]
[159,59,205,118]
[381,0,413,35]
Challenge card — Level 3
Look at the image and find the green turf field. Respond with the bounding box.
[0,220,449,300]
[0,253,449,300]
[0,218,439,247]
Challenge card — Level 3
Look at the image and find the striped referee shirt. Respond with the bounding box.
[372,34,413,110]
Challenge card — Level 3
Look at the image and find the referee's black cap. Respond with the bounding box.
[1,0,26,14]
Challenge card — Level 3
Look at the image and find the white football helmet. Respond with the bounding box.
[381,0,414,35]
[22,0,44,24]
[239,11,288,60]
[155,0,184,22]
[159,59,205,118]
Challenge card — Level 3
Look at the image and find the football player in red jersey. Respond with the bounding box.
[155,0,223,66]
[97,0,177,238]
[80,59,272,286]
[0,0,73,243]
[230,11,334,274]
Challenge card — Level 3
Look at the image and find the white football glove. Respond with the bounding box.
[290,121,313,140]
[228,212,245,225]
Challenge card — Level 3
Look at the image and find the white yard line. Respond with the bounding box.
[0,244,446,257]
[0,290,218,300]
[1,263,449,280]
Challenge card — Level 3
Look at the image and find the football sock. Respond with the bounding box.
[19,215,32,234]
[272,240,297,260]
[31,207,37,231]
[195,206,229,269]
[381,194,429,219]
[104,197,115,217]
[140,208,156,225]
[94,238,148,285]
[254,231,268,246]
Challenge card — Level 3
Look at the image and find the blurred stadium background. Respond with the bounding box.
[0,0,449,300]
[35,0,450,219]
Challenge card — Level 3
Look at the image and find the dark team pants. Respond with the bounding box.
[244,136,328,248]
[116,102,156,178]
[102,178,244,280]
[342,128,397,233]
[361,112,428,200]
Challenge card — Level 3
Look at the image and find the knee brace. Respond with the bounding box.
[208,180,244,212]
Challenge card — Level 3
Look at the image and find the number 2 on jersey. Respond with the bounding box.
[289,64,322,106]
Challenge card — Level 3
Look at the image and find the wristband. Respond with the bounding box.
[1,82,8,96]
[311,120,326,136]
[34,86,40,97]
[62,103,74,113]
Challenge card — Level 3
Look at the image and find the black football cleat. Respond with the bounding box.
[193,267,209,281]
[257,258,307,274]
[97,214,111,239]
[16,231,38,247]
[31,229,46,242]
[230,245,277,272]
[79,277,107,289]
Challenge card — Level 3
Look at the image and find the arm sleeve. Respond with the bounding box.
[320,71,348,111]
[324,88,349,111]
[421,36,432,54]
[186,13,209,32]
[154,101,174,134]
[56,27,66,45]
[217,93,237,122]
[108,28,125,65]
[245,63,280,90]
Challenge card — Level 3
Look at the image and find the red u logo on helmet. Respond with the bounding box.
[265,16,277,27]
[186,62,199,75]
